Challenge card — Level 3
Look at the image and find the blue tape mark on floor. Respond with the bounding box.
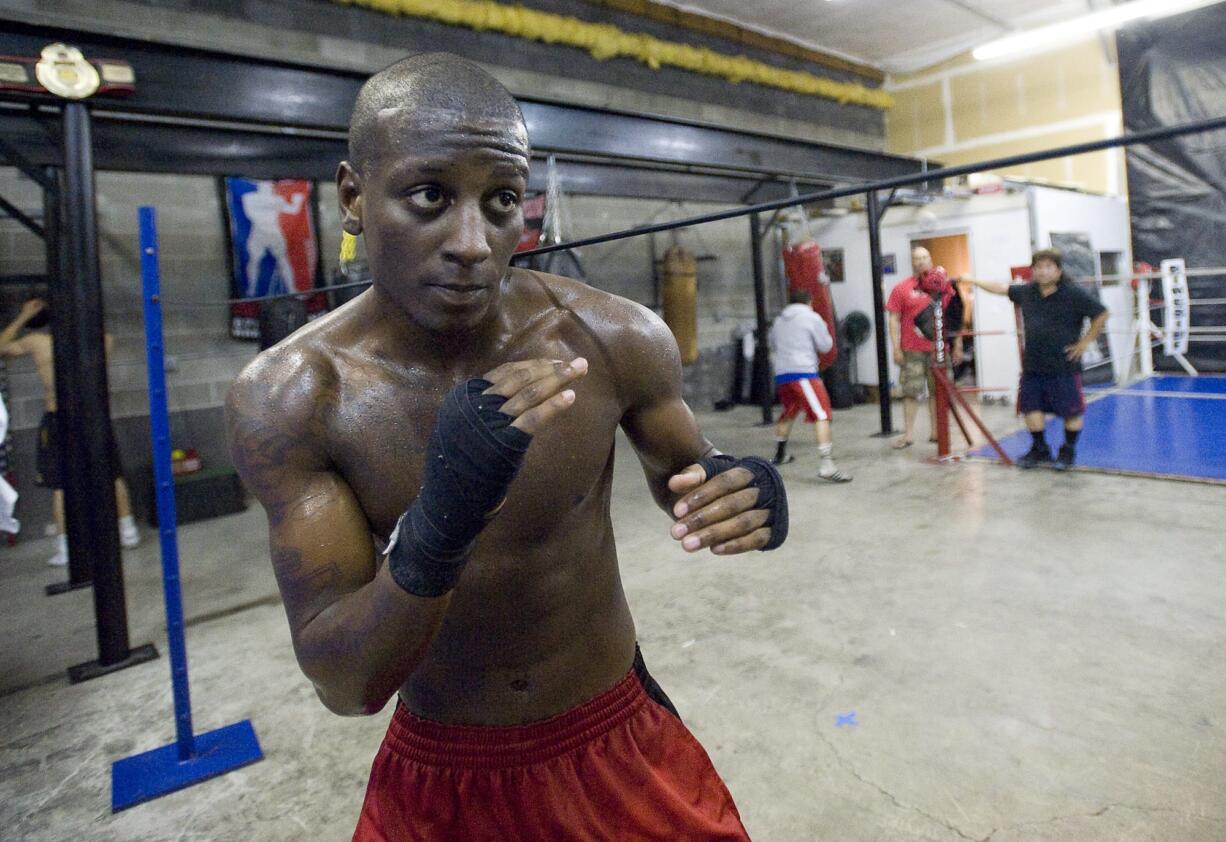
[836,712,858,728]
[972,376,1226,482]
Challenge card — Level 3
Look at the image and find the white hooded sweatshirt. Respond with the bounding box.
[769,303,833,377]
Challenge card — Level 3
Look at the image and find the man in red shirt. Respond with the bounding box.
[885,247,958,448]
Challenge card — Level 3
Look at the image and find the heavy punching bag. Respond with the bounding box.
[782,240,838,370]
[258,296,308,350]
[662,244,698,365]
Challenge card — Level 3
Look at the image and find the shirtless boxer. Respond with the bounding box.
[0,298,140,564]
[226,53,788,841]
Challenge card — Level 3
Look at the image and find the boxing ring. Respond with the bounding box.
[967,260,1226,484]
[973,375,1226,483]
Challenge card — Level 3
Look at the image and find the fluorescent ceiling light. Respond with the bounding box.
[973,0,1222,61]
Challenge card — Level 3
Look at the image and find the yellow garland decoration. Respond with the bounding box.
[333,0,893,110]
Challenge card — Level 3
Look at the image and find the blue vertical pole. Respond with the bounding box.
[139,207,195,760]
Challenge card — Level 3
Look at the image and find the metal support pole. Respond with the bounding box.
[648,231,661,310]
[932,365,1012,466]
[60,102,156,681]
[749,212,773,425]
[43,163,98,597]
[1137,276,1154,378]
[866,190,893,436]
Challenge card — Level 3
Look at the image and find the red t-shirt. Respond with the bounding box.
[886,269,954,353]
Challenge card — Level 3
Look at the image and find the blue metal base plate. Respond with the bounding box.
[112,719,263,812]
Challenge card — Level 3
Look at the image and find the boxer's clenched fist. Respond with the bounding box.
[666,455,788,555]
[482,357,588,435]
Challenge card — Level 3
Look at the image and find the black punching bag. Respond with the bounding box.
[258,297,307,350]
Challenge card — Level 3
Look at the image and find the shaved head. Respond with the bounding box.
[348,53,527,174]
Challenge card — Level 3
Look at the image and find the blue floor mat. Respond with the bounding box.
[971,377,1226,482]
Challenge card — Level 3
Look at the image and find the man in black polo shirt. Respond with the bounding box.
[965,249,1109,469]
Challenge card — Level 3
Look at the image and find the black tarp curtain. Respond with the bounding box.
[1119,3,1226,372]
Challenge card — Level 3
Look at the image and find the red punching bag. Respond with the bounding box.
[782,240,838,369]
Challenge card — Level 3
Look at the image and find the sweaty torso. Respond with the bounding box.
[312,270,638,724]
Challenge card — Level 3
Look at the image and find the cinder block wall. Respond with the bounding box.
[0,167,345,529]
[565,196,785,410]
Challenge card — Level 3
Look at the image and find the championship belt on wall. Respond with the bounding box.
[0,42,134,99]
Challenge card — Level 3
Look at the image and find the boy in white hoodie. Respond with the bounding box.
[768,288,852,482]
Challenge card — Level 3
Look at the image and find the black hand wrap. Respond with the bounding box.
[387,378,531,597]
[696,454,789,551]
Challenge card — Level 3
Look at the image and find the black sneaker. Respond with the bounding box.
[1016,445,1053,469]
[1053,445,1075,471]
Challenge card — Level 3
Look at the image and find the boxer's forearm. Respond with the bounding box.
[297,378,533,714]
[293,564,452,716]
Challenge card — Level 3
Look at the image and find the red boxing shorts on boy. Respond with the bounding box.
[352,650,750,842]
[776,373,832,423]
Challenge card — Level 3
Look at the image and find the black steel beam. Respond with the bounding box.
[0,25,364,131]
[0,111,835,204]
[0,24,925,187]
[527,160,829,204]
[0,190,42,238]
[521,113,1226,257]
[0,134,58,192]
[520,100,922,184]
[0,273,48,286]
[0,112,343,180]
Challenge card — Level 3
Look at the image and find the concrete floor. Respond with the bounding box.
[2,402,1224,841]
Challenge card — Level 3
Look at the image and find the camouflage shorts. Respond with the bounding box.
[899,351,932,398]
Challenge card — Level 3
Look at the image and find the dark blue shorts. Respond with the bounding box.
[1018,372,1086,419]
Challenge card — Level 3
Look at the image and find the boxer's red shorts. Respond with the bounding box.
[352,662,750,841]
